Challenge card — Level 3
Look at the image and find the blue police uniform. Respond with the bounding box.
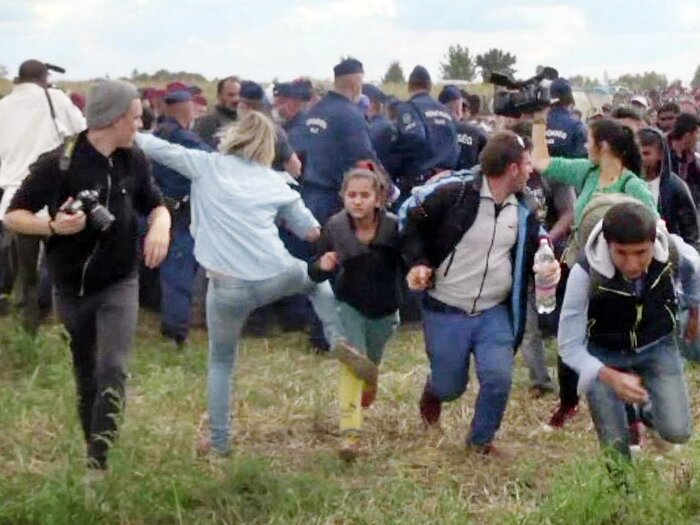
[298,91,375,224]
[368,114,398,175]
[391,92,459,193]
[455,120,488,170]
[546,105,587,158]
[283,111,307,154]
[152,115,211,343]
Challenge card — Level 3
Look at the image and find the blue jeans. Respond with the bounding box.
[587,335,691,458]
[159,222,198,340]
[206,259,345,453]
[422,301,515,446]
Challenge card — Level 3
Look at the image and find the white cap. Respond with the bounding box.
[630,95,649,110]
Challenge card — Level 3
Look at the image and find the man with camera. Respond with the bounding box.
[0,60,86,328]
[4,79,170,478]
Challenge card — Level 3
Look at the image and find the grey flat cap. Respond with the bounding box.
[86,79,139,129]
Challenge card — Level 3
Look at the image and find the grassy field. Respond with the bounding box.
[2,310,700,525]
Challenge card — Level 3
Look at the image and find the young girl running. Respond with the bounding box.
[309,167,403,460]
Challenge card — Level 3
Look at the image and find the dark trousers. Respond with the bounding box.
[557,356,580,407]
[12,233,52,333]
[55,275,139,469]
[0,224,16,299]
[159,218,198,341]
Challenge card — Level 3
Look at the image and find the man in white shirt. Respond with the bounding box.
[0,60,86,329]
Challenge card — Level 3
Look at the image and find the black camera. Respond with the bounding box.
[64,190,115,232]
[490,66,559,118]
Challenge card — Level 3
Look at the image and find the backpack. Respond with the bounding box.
[397,168,475,233]
[563,173,639,267]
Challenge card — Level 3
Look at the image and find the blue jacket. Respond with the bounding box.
[283,111,307,153]
[368,114,398,174]
[401,171,540,349]
[153,117,211,200]
[546,106,587,159]
[390,92,459,188]
[297,91,375,190]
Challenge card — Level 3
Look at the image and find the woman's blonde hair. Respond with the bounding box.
[217,111,276,167]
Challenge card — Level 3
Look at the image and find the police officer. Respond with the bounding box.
[273,80,313,161]
[438,85,487,171]
[390,66,459,199]
[362,84,398,174]
[546,78,587,158]
[296,58,375,350]
[298,58,375,224]
[153,89,211,347]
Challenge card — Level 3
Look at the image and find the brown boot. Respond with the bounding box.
[333,340,378,386]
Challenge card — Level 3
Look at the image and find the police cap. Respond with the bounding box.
[334,58,364,78]
[438,85,462,104]
[362,84,388,103]
[240,80,264,101]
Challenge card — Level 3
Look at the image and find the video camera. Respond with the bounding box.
[45,63,66,74]
[490,66,559,118]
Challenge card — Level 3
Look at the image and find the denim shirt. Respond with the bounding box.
[135,133,319,280]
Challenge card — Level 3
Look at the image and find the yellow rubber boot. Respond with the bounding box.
[338,363,363,460]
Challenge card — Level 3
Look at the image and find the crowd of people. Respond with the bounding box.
[1,57,700,480]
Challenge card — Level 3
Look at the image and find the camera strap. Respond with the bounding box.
[44,87,64,142]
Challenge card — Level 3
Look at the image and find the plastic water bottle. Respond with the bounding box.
[534,238,557,314]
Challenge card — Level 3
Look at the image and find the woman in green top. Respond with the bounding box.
[531,109,657,230]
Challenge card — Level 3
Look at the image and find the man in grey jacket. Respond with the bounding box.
[558,202,698,459]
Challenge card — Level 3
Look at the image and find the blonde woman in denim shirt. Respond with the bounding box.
[136,112,374,456]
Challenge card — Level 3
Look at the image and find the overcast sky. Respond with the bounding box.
[2,0,699,85]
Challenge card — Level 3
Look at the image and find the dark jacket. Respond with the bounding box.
[580,257,677,351]
[8,131,164,297]
[455,121,488,171]
[401,172,540,348]
[193,105,237,148]
[309,209,403,318]
[546,106,587,159]
[389,92,459,190]
[153,117,211,200]
[296,91,375,191]
[658,168,699,250]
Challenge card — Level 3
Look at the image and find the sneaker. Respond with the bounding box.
[333,340,378,386]
[338,433,361,462]
[629,420,648,448]
[547,403,578,429]
[419,385,441,426]
[361,384,377,409]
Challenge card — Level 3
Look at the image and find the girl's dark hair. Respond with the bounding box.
[590,118,642,175]
[603,202,656,244]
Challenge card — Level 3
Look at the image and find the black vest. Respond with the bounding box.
[583,258,677,350]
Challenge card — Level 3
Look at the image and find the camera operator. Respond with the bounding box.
[546,78,587,159]
[0,60,86,328]
[4,79,170,478]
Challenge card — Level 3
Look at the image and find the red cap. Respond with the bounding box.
[193,94,208,106]
[166,81,189,93]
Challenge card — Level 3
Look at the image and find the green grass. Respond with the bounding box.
[1,310,700,525]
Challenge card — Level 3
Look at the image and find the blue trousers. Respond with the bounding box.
[159,221,198,340]
[587,335,691,458]
[422,302,515,445]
